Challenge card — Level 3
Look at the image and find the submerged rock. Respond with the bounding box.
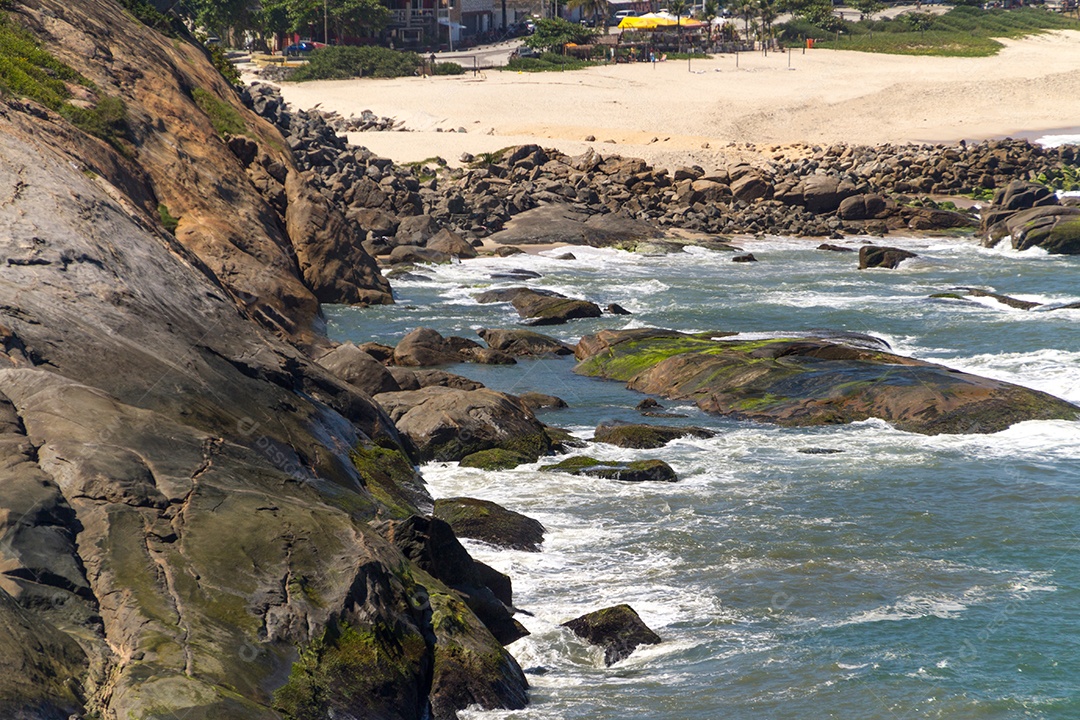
[458,448,534,470]
[573,329,1078,435]
[859,245,918,269]
[592,422,714,449]
[433,497,546,552]
[540,456,677,483]
[477,328,575,357]
[562,604,662,665]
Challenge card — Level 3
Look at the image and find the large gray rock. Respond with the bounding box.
[0,33,524,720]
[477,328,575,356]
[374,387,552,461]
[318,343,401,395]
[984,205,1080,254]
[859,245,918,269]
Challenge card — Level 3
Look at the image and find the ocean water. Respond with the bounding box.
[327,235,1080,719]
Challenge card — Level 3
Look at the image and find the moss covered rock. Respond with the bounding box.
[459,448,533,471]
[375,386,552,462]
[541,456,677,483]
[561,604,661,665]
[434,497,546,552]
[593,422,714,449]
[574,328,1079,435]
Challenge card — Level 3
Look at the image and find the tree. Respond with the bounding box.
[756,0,776,43]
[702,0,719,24]
[849,0,885,20]
[904,10,936,34]
[256,0,388,42]
[736,0,754,39]
[332,0,391,37]
[524,17,596,52]
[667,0,689,23]
[568,0,610,27]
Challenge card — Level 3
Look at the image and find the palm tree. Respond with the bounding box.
[756,0,776,46]
[736,0,754,41]
[667,0,689,51]
[568,0,609,27]
[668,0,689,24]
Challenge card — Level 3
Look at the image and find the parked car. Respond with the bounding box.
[284,41,324,56]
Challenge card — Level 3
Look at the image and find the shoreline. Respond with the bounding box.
[268,30,1080,170]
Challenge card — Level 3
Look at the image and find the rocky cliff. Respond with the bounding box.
[0,1,524,718]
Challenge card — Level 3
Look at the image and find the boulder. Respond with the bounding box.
[859,245,918,269]
[511,290,602,325]
[593,422,714,449]
[486,205,660,247]
[284,171,394,306]
[427,228,479,258]
[476,287,563,304]
[540,456,677,483]
[517,392,568,410]
[817,243,856,252]
[573,329,1079,435]
[561,605,662,665]
[991,205,1080,254]
[390,368,485,391]
[837,193,887,220]
[732,253,757,263]
[374,387,552,461]
[477,328,575,357]
[800,175,846,214]
[433,497,546,552]
[395,214,441,246]
[390,244,452,265]
[458,449,534,470]
[905,206,976,231]
[730,171,771,202]
[318,343,401,395]
[394,327,466,366]
[375,515,528,645]
[606,303,632,315]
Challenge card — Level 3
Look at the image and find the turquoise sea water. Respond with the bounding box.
[328,234,1080,719]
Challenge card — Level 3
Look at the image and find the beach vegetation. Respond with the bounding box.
[191,87,247,136]
[505,52,597,72]
[779,6,1080,56]
[432,61,465,75]
[0,12,132,148]
[289,45,420,80]
[157,204,180,233]
[524,17,597,53]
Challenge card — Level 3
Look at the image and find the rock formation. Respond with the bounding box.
[0,2,524,718]
[574,329,1078,435]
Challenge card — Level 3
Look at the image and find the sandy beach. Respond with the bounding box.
[274,30,1080,171]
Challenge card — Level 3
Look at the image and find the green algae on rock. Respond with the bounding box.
[541,456,678,483]
[574,329,1079,435]
[433,497,546,552]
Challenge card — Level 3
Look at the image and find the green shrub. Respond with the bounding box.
[61,95,130,144]
[191,87,246,136]
[0,14,85,110]
[432,61,465,75]
[157,203,180,233]
[290,46,420,80]
[207,43,241,85]
[504,52,596,72]
[116,0,180,36]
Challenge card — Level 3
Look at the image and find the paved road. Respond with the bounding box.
[432,40,523,68]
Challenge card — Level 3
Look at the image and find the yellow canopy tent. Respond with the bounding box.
[618,14,704,29]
